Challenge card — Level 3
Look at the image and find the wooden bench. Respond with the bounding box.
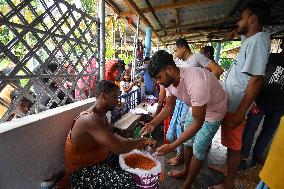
[112,102,153,138]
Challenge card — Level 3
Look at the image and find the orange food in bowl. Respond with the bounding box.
[125,153,156,170]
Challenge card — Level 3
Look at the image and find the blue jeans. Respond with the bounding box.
[242,99,284,159]
[166,99,188,154]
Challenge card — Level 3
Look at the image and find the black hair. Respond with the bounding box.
[144,57,150,61]
[241,1,270,26]
[202,46,215,60]
[95,80,119,97]
[147,50,175,78]
[20,96,33,104]
[117,59,125,67]
[176,38,190,50]
[47,62,58,73]
[42,63,59,83]
[11,90,35,104]
[122,72,131,82]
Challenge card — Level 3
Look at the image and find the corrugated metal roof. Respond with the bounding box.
[147,0,173,7]
[106,0,284,45]
[133,0,148,9]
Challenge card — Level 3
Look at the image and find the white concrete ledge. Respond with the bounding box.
[0,97,97,189]
[0,97,96,133]
[0,87,145,189]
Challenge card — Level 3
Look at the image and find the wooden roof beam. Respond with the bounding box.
[175,9,180,33]
[155,16,238,32]
[162,29,235,43]
[163,34,203,43]
[105,0,145,37]
[167,31,241,44]
[120,0,221,15]
[160,28,230,38]
[165,38,241,46]
[172,0,180,34]
[106,0,120,15]
[145,0,163,29]
[122,0,163,44]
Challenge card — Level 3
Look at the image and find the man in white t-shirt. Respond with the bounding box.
[141,50,227,189]
[174,38,223,77]
[209,1,271,189]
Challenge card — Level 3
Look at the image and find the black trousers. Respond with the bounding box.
[70,154,137,189]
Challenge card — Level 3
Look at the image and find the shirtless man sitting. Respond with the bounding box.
[64,80,153,189]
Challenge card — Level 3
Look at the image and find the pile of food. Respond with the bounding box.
[120,150,161,189]
[124,153,156,170]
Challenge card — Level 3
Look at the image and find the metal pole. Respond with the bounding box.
[96,17,100,81]
[99,0,106,81]
[132,15,140,82]
[112,18,115,58]
[120,38,123,55]
[144,27,152,58]
[215,42,221,64]
[120,19,124,56]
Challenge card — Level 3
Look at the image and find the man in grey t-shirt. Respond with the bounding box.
[209,1,270,189]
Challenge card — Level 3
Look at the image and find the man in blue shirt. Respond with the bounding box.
[143,57,157,96]
[209,1,271,189]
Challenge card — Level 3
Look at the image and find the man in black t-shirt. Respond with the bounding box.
[242,39,284,165]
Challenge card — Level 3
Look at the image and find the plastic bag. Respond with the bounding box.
[119,149,161,189]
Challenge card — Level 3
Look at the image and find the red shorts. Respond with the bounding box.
[221,112,245,151]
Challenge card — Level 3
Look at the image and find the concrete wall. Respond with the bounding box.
[0,87,145,189]
[0,98,96,189]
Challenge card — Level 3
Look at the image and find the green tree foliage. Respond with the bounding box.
[105,39,116,59]
[0,0,40,62]
[118,53,134,65]
[0,25,10,45]
[220,58,233,71]
[1,0,133,68]
[211,41,241,58]
[80,0,132,62]
[189,44,198,52]
[80,0,97,16]
[105,17,128,61]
